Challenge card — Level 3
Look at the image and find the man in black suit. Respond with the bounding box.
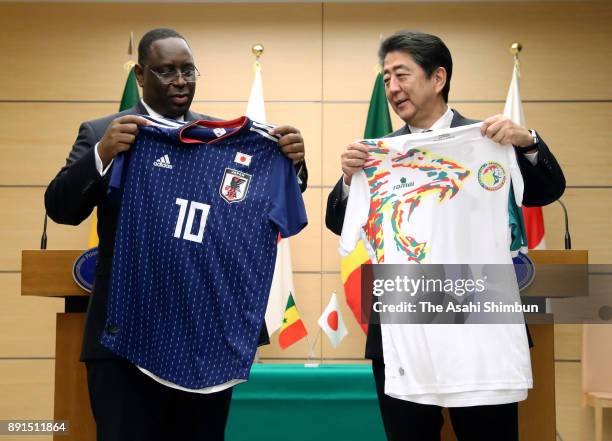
[325,31,565,441]
[45,28,307,441]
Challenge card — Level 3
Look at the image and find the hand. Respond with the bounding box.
[341,142,369,186]
[481,114,534,148]
[269,125,305,164]
[98,115,150,168]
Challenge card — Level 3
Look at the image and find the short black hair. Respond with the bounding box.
[379,31,453,103]
[138,28,188,65]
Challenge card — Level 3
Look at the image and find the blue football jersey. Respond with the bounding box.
[102,116,307,389]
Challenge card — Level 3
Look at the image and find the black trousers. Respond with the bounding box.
[86,359,233,441]
[372,358,519,441]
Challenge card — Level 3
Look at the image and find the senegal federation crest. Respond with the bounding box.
[478,161,506,191]
[219,168,251,203]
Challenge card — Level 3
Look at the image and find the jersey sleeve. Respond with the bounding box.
[339,170,370,256]
[507,145,524,207]
[107,152,127,197]
[268,153,308,238]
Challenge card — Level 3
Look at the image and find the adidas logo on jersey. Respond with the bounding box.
[153,154,173,169]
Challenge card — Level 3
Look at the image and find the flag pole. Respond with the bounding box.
[305,327,321,368]
[124,31,136,72]
[251,42,265,365]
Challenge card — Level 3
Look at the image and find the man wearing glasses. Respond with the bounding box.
[45,28,307,441]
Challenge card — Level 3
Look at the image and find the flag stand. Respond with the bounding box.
[304,328,321,368]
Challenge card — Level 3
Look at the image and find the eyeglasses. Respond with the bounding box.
[145,65,201,84]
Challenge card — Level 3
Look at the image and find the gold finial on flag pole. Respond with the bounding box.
[510,42,522,76]
[252,44,264,60]
[510,42,523,56]
[124,31,136,71]
[251,44,264,71]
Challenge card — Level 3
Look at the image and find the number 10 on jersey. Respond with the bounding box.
[174,198,211,244]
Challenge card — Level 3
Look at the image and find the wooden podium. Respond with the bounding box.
[22,250,95,441]
[21,249,588,441]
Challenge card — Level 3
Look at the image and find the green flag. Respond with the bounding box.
[363,71,392,138]
[88,65,141,247]
[120,66,140,111]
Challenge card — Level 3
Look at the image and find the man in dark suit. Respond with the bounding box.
[325,31,565,441]
[45,28,307,441]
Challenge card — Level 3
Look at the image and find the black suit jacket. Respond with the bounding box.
[45,102,308,360]
[324,109,565,359]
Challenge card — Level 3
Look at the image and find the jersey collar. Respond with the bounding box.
[179,116,250,144]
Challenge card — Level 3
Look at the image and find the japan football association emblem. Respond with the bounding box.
[219,168,252,203]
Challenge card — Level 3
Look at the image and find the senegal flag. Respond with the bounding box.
[278,293,308,349]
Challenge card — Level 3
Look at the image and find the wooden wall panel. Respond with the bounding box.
[0,274,63,358]
[322,227,342,275]
[555,325,583,362]
[0,359,55,422]
[0,188,90,271]
[543,189,612,264]
[0,3,323,101]
[291,188,322,272]
[323,3,612,101]
[0,103,118,186]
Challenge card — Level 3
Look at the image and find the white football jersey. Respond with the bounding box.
[340,123,533,407]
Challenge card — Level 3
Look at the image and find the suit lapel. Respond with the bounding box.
[450,109,479,128]
[185,110,200,122]
[134,101,148,115]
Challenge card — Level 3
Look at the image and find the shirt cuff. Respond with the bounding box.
[95,142,114,176]
[295,161,304,186]
[341,176,350,200]
[523,150,538,166]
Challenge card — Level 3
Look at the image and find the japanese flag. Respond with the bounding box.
[318,292,348,348]
[234,152,252,166]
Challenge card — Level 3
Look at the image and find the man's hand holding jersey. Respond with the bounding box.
[98,117,306,168]
[481,114,536,152]
[340,142,369,186]
[98,115,151,168]
[269,125,305,164]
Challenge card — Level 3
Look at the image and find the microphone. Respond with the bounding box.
[557,200,571,250]
[40,213,48,250]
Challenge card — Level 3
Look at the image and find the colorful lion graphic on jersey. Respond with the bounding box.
[361,140,470,263]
